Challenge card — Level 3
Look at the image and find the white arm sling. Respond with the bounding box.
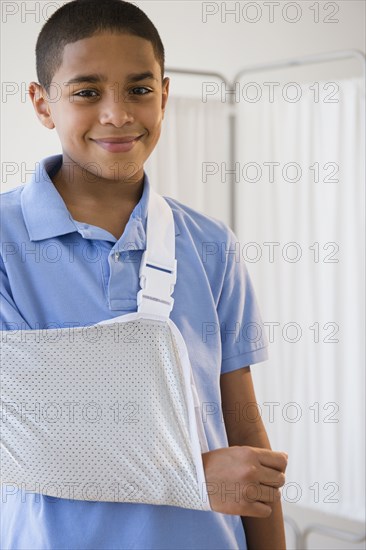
[0,188,212,511]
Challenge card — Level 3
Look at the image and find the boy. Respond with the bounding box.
[0,0,288,548]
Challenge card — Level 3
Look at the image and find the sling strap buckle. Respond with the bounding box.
[137,250,177,317]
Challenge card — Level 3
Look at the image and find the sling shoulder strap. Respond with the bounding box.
[137,188,177,318]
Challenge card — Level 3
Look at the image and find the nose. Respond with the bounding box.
[99,96,135,127]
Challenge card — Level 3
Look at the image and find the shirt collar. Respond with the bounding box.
[21,154,179,247]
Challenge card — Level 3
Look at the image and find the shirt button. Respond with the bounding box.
[114,251,120,261]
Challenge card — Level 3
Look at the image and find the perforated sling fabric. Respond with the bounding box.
[0,316,209,509]
[0,188,212,511]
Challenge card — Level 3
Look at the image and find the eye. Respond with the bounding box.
[130,87,152,96]
[73,89,99,98]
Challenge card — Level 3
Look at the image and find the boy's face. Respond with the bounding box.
[30,32,169,184]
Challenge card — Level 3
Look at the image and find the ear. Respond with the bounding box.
[161,77,170,119]
[28,82,55,129]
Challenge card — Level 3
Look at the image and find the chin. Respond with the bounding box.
[102,165,142,183]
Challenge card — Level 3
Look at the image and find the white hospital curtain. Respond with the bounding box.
[235,77,365,522]
[145,96,232,225]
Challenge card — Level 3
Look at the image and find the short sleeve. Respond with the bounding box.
[217,227,269,374]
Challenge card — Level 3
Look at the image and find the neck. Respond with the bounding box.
[51,158,145,239]
[51,157,145,211]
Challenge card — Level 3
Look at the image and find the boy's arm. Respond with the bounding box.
[220,366,287,550]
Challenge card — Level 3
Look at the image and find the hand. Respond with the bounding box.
[201,446,288,517]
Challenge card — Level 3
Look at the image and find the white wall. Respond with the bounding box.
[142,0,365,82]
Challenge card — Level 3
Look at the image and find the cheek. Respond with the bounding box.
[140,100,164,130]
[51,106,91,139]
[145,114,164,139]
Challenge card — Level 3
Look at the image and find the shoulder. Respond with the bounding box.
[163,195,234,246]
[162,197,238,300]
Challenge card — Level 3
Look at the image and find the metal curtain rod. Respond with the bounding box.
[165,48,366,234]
[233,48,366,81]
[166,49,365,87]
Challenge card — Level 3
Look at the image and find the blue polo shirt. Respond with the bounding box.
[0,155,269,550]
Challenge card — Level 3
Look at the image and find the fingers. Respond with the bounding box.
[260,465,286,488]
[243,482,282,506]
[256,447,288,472]
[202,446,288,518]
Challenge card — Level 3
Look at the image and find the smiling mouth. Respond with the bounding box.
[92,135,143,153]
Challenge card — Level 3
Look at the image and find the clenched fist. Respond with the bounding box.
[202,446,288,517]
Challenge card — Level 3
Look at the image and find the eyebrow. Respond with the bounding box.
[64,71,158,86]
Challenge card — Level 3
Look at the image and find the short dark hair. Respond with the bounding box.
[35,0,165,93]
